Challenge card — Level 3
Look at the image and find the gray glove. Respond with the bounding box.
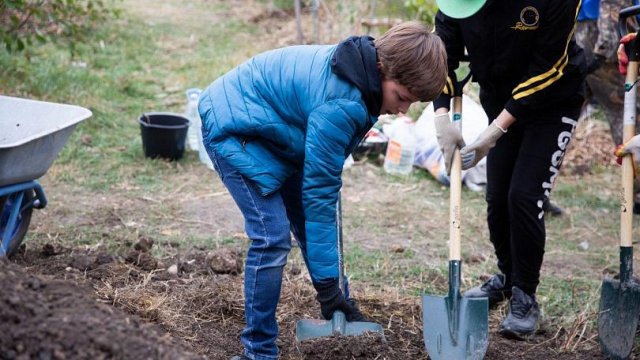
[460,121,507,170]
[434,114,466,175]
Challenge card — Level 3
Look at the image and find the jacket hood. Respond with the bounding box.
[331,35,382,117]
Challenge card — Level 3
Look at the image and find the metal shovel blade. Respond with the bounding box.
[423,295,489,360]
[296,310,385,341]
[598,276,640,360]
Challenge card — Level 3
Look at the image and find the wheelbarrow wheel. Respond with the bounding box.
[0,190,34,257]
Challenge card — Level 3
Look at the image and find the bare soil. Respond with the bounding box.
[0,257,203,360]
[4,236,609,360]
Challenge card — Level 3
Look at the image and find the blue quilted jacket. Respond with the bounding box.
[198,43,378,281]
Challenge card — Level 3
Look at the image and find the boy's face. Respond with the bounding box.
[380,77,419,115]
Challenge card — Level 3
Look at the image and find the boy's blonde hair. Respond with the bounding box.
[375,21,447,102]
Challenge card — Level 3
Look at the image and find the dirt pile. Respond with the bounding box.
[0,258,203,360]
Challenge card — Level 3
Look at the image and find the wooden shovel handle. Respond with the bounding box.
[621,62,638,247]
[449,96,463,261]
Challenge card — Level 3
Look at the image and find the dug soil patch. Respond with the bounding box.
[3,241,613,359]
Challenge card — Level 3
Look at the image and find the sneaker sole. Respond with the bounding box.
[498,327,535,341]
[465,292,511,308]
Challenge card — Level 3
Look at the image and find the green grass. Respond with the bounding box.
[0,1,261,191]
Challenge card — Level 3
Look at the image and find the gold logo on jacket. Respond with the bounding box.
[512,6,539,31]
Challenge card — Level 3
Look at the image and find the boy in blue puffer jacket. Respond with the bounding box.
[198,21,447,360]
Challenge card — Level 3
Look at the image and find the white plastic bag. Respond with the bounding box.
[413,99,488,191]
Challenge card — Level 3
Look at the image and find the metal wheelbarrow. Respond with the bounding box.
[0,95,92,257]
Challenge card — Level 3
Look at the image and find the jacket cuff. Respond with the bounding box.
[505,98,526,119]
[305,220,339,282]
[433,94,452,112]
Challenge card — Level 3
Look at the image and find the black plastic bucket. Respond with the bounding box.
[138,112,190,160]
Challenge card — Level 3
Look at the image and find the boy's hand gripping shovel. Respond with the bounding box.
[296,192,385,341]
[423,69,489,360]
[598,6,640,359]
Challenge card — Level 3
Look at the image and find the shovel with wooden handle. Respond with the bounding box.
[598,6,640,359]
[296,191,385,341]
[423,68,489,360]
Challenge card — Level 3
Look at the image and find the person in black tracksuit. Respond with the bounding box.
[432,0,587,340]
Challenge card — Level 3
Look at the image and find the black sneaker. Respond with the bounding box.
[542,198,564,217]
[499,286,540,340]
[230,356,250,360]
[463,274,512,307]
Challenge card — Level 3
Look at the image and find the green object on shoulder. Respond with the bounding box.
[436,0,487,19]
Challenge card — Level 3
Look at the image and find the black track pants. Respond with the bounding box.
[485,105,582,295]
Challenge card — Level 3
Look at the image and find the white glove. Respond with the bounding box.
[460,121,507,170]
[434,114,466,175]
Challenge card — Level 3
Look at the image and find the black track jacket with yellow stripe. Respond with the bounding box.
[433,0,586,120]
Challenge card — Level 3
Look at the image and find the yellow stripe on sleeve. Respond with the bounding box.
[512,54,567,94]
[513,55,569,99]
[511,0,582,98]
[443,76,454,96]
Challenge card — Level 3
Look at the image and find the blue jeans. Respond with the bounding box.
[207,147,309,360]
